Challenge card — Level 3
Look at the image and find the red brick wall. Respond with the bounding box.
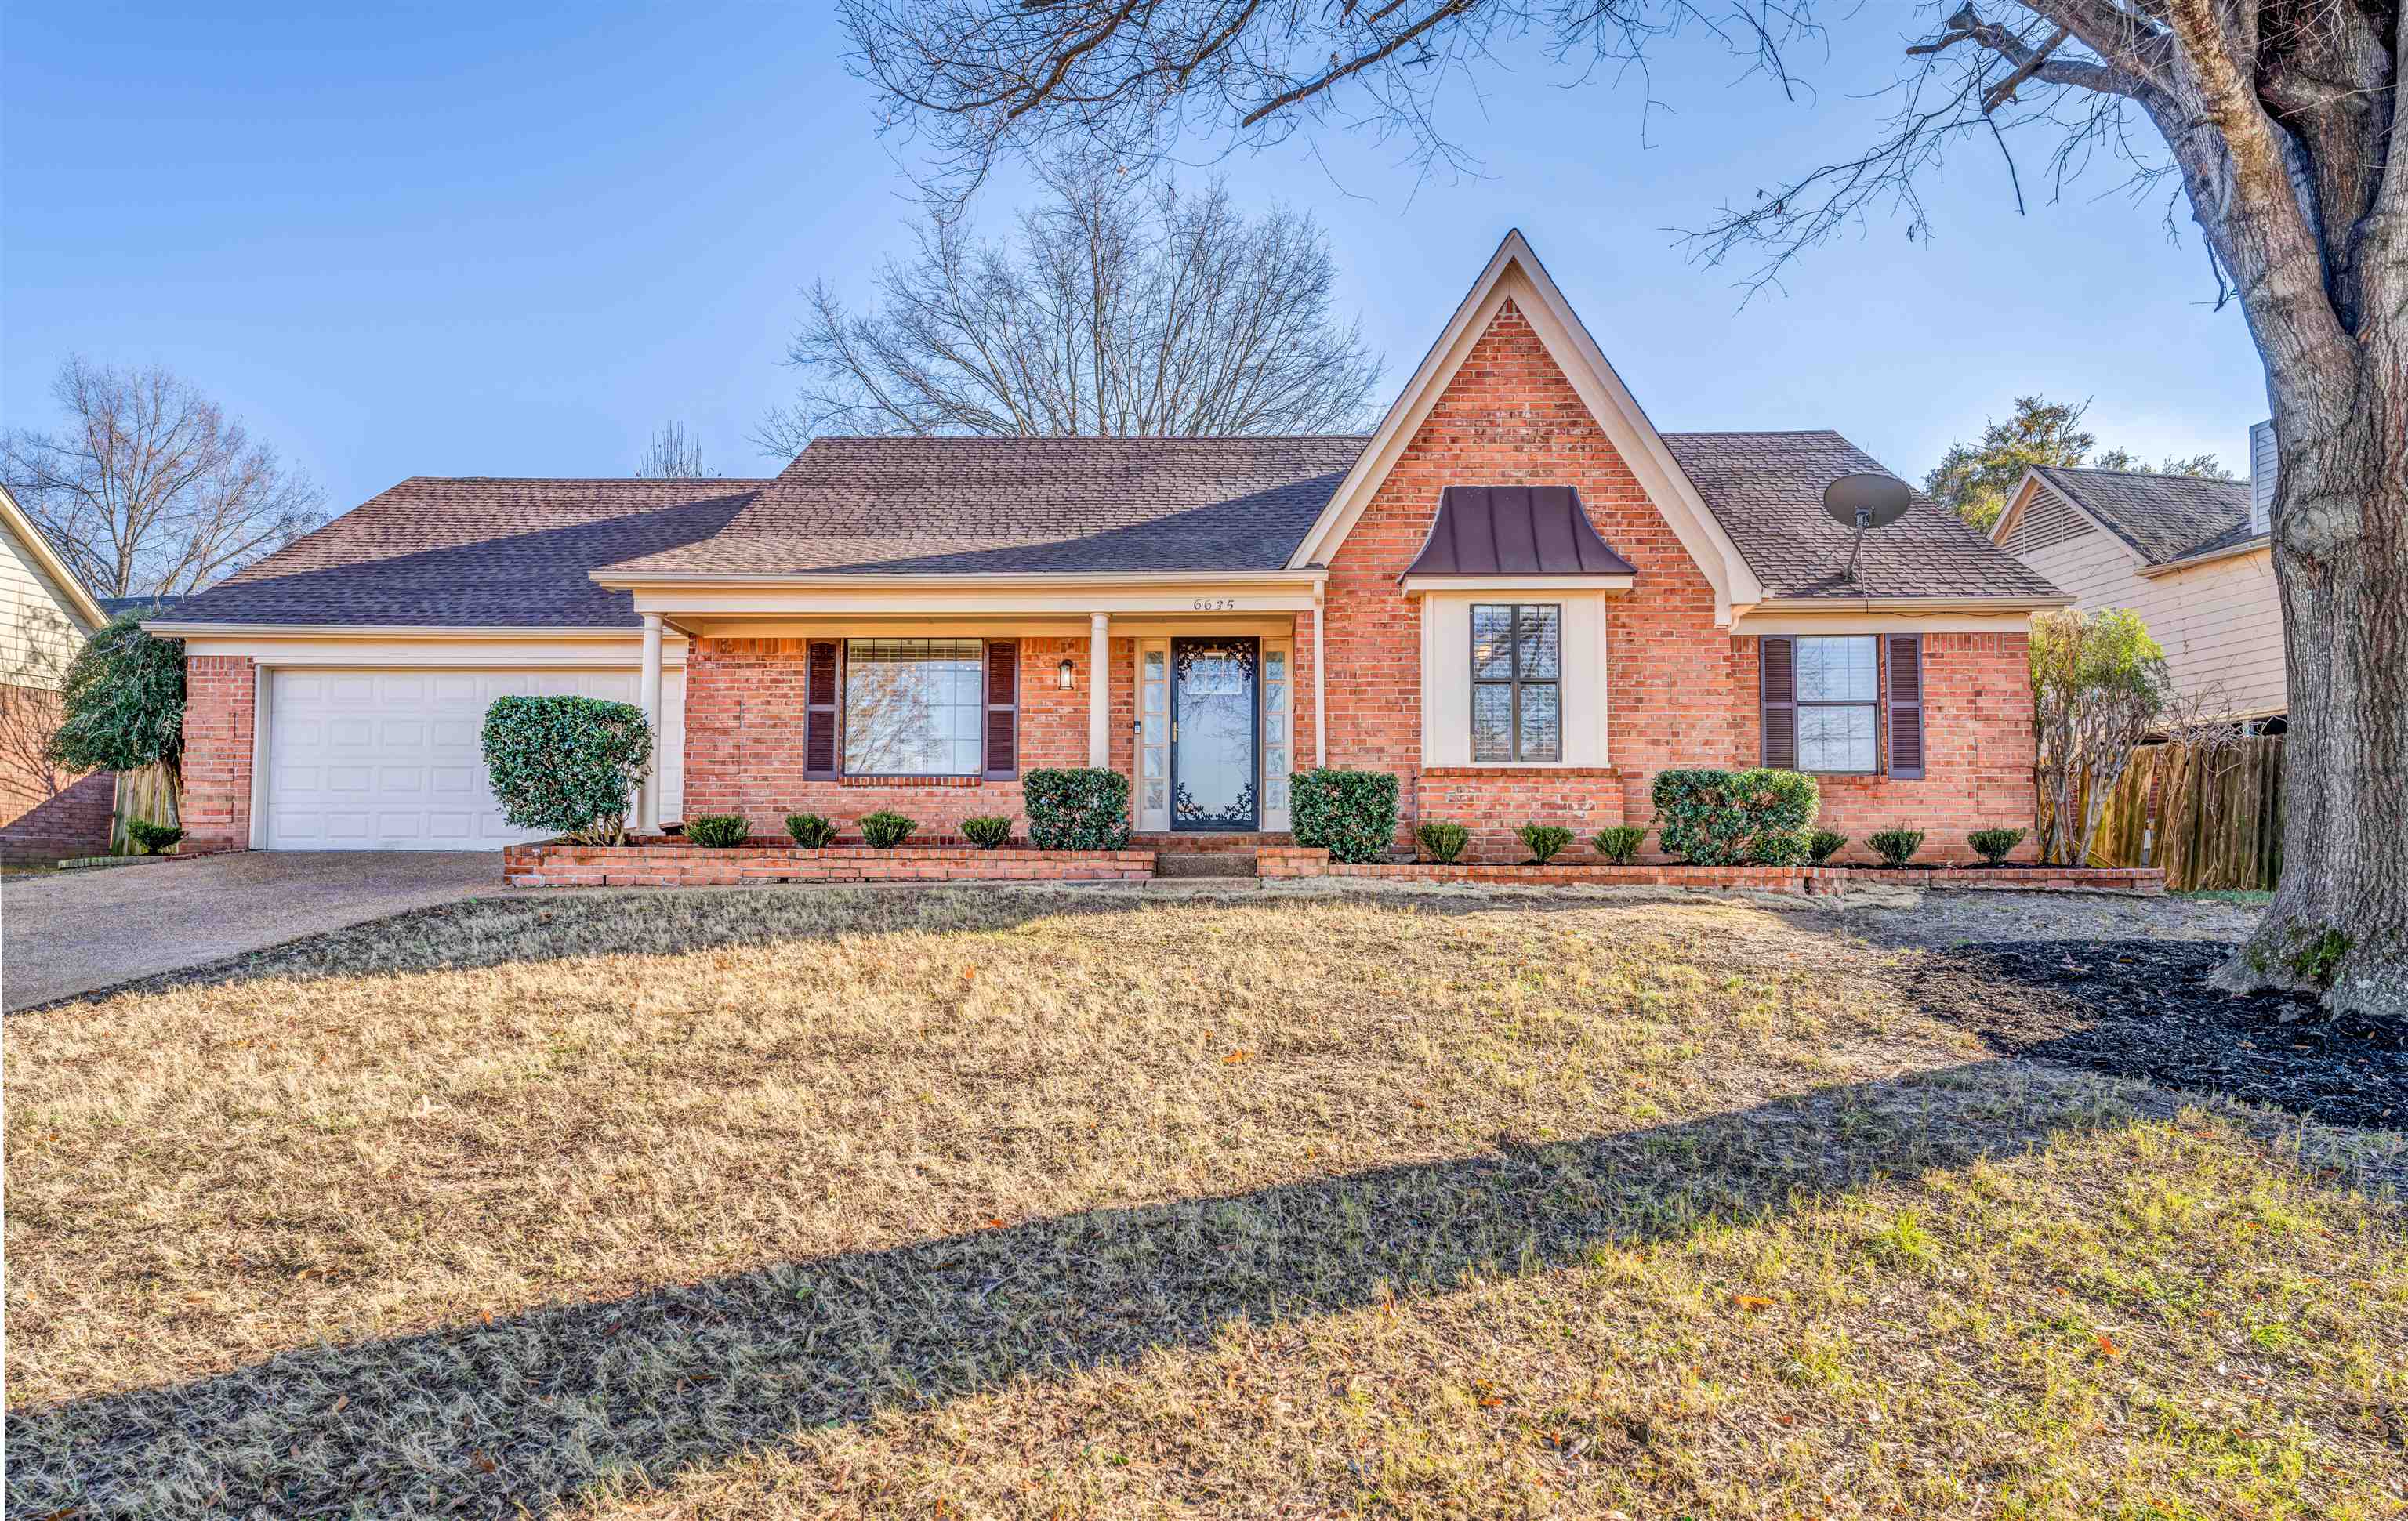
[681,635,1134,838]
[181,655,256,853]
[1317,298,2037,864]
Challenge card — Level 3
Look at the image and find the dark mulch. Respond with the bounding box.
[1895,939,2406,1131]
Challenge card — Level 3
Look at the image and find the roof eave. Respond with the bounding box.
[589,567,1331,589]
[2138,534,2272,576]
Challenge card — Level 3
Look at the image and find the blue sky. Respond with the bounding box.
[4,2,2268,515]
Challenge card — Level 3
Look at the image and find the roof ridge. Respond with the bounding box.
[1659,429,1844,438]
[801,433,1374,444]
[2036,462,2243,484]
[392,476,773,485]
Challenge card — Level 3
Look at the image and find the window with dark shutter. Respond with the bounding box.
[804,639,840,780]
[1760,636,1797,769]
[1886,634,1925,779]
[983,639,1019,780]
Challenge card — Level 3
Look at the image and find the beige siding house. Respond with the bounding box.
[1,484,107,822]
[1991,433,2284,721]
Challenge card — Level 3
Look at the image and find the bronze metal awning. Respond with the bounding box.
[1402,486,1637,578]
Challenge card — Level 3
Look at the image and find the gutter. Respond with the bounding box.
[140,623,662,639]
[587,568,1330,590]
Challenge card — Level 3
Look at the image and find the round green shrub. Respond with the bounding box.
[481,695,652,845]
[961,815,1013,849]
[1022,768,1132,851]
[1591,825,1647,864]
[785,813,837,849]
[1967,826,2028,865]
[859,810,917,849]
[1868,826,1926,867]
[1518,824,1574,864]
[1414,820,1469,864]
[1290,768,1398,864]
[127,820,186,856]
[685,814,751,848]
[1651,767,1820,866]
[49,615,185,775]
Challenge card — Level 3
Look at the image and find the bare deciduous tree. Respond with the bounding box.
[2,357,325,598]
[754,163,1382,454]
[845,0,2408,1012]
[637,422,714,480]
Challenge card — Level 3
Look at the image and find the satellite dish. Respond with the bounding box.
[1822,472,1912,583]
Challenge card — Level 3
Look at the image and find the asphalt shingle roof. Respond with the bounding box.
[2029,465,2255,566]
[1665,430,2062,599]
[158,429,2058,628]
[160,478,764,628]
[607,435,1369,577]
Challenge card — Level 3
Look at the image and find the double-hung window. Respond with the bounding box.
[841,639,987,777]
[1792,635,1879,773]
[1761,633,1922,777]
[1471,603,1561,762]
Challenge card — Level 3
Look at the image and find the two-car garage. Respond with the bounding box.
[259,665,683,850]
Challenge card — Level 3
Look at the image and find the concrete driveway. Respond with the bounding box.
[3,852,510,1011]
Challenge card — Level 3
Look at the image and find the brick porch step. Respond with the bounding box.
[1133,831,1292,878]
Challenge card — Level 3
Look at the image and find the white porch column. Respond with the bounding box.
[639,614,664,833]
[1087,612,1111,768]
[1311,594,1327,767]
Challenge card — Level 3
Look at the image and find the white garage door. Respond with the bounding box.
[264,668,682,850]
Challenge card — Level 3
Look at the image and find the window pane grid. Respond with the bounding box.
[1471,603,1561,763]
[1793,635,1879,773]
[843,639,985,777]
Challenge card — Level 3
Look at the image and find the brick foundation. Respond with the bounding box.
[1257,846,2161,896]
[502,840,1155,888]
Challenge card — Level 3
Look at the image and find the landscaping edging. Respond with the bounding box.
[1256,847,2165,896]
[502,841,1156,888]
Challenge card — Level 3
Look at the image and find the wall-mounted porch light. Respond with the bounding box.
[1056,656,1078,690]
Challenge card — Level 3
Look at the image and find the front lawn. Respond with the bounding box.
[6,889,2402,1517]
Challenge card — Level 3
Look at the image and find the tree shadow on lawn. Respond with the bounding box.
[10,1060,2197,1518]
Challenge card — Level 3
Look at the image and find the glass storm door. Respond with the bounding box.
[1170,638,1260,831]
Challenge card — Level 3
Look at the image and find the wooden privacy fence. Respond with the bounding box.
[2044,736,2284,891]
[111,762,179,853]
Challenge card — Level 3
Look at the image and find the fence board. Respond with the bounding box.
[2040,736,2283,891]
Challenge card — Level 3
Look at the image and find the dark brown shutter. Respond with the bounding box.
[983,639,1019,780]
[1760,636,1797,769]
[804,639,840,780]
[1886,634,1925,780]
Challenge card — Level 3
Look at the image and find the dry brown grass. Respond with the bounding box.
[5,887,2403,1518]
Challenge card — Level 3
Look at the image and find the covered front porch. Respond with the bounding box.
[601,570,1327,844]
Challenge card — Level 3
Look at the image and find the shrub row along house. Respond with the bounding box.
[150,234,2065,864]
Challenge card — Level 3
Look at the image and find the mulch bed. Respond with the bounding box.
[1895,939,2406,1131]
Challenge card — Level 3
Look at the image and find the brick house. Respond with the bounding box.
[151,233,2065,864]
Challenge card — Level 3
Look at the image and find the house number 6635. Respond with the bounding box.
[1191,597,1237,610]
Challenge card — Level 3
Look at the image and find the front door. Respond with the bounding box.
[1170,637,1260,831]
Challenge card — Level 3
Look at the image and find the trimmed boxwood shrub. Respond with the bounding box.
[481,695,652,846]
[785,813,837,849]
[1023,768,1132,851]
[127,820,186,856]
[685,814,750,848]
[1868,826,1926,867]
[962,815,1013,849]
[1650,767,1820,867]
[1290,768,1398,864]
[1414,820,1469,864]
[858,810,917,849]
[1967,826,2027,865]
[1591,824,1647,864]
[1518,824,1574,864]
[1806,829,1848,865]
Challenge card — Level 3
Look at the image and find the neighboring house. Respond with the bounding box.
[1,485,107,816]
[148,233,2065,864]
[1991,426,2284,722]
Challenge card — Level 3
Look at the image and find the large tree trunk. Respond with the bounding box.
[2214,399,2408,1016]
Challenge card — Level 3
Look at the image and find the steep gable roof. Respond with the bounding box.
[157,477,763,628]
[1,484,106,631]
[2025,465,2253,566]
[604,435,1365,578]
[1282,230,1764,621]
[1668,432,2061,599]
